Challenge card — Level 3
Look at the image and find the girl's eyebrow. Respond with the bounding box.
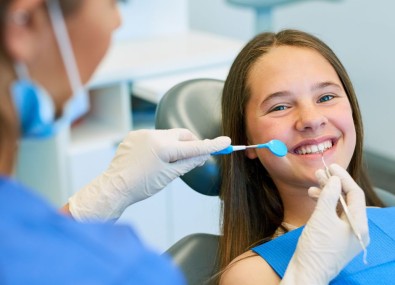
[259,81,343,108]
[261,91,292,106]
[258,90,291,110]
[311,81,342,92]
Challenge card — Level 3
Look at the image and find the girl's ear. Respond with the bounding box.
[245,148,258,159]
[4,0,47,62]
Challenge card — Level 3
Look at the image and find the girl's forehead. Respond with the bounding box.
[247,46,340,92]
[251,46,329,73]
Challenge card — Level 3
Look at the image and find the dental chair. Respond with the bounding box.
[154,78,395,285]
[155,79,224,285]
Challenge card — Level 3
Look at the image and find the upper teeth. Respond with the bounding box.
[295,140,332,155]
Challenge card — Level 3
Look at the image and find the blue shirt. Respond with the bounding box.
[252,207,395,284]
[0,176,186,285]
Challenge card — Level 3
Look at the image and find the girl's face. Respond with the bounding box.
[245,46,356,191]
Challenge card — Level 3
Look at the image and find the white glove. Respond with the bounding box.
[68,128,231,222]
[281,164,369,285]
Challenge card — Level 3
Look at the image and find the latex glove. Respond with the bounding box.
[68,128,231,222]
[281,164,369,285]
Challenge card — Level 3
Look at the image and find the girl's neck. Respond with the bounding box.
[278,185,317,227]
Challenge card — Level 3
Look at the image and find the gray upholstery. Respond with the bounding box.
[166,234,219,285]
[155,79,223,285]
[374,188,395,207]
[155,78,223,196]
[155,78,395,285]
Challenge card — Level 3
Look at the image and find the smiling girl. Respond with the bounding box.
[217,29,385,284]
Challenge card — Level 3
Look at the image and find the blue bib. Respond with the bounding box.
[252,207,395,284]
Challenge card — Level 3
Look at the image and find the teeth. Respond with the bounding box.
[311,145,319,153]
[295,140,333,155]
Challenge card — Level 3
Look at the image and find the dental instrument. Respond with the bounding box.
[211,139,287,157]
[319,148,368,264]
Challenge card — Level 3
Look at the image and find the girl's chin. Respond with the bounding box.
[298,172,321,189]
[273,173,321,191]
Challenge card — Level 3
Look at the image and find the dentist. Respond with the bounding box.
[0,0,230,284]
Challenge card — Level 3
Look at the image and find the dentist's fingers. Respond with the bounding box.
[315,176,342,212]
[308,186,322,200]
[315,168,329,188]
[328,164,363,195]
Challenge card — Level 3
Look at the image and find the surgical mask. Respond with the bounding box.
[11,63,89,138]
[11,0,89,139]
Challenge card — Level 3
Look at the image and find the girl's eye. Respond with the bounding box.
[270,105,288,112]
[318,94,334,103]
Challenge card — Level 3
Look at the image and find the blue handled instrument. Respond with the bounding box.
[211,139,287,157]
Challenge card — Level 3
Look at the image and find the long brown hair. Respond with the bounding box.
[0,0,81,174]
[217,29,383,277]
[0,0,20,175]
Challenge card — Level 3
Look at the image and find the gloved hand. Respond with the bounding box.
[281,164,369,285]
[68,128,231,222]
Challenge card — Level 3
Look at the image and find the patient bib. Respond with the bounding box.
[252,207,395,284]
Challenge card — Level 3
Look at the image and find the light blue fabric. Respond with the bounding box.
[11,79,89,139]
[252,207,395,284]
[0,176,185,285]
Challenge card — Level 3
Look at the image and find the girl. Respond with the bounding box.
[218,30,389,284]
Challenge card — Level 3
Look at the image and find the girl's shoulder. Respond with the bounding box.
[219,250,280,285]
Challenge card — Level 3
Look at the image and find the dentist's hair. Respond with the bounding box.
[217,29,383,278]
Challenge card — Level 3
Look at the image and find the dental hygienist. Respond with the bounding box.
[0,0,230,284]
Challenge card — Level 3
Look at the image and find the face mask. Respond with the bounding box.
[11,73,89,138]
[11,0,89,139]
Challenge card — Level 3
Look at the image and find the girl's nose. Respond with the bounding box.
[295,106,328,132]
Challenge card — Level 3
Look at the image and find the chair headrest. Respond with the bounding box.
[155,78,224,196]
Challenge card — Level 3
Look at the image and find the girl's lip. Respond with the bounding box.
[290,136,338,154]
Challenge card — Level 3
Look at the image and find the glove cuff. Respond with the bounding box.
[68,174,124,222]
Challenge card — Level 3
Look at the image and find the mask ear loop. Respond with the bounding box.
[46,0,89,120]
[14,61,30,81]
[46,0,84,95]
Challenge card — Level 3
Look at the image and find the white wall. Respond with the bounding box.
[189,0,395,159]
[115,0,189,41]
[188,0,255,40]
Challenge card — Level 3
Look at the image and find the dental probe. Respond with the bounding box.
[211,139,288,157]
[320,150,368,264]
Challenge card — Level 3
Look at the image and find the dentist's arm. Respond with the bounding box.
[64,129,230,221]
[281,164,369,284]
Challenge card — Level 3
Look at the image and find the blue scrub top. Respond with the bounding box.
[0,176,186,285]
